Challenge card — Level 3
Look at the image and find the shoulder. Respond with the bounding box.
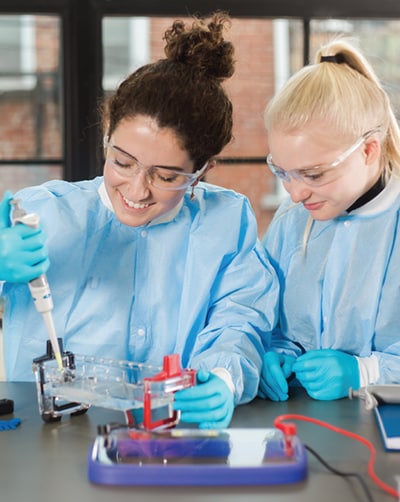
[261,197,312,264]
[15,177,102,202]
[264,197,308,239]
[192,182,254,214]
[14,178,106,227]
[15,177,102,205]
[186,182,259,244]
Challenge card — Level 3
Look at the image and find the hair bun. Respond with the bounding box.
[163,12,235,80]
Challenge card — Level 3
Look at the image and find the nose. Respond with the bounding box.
[126,168,151,200]
[284,178,312,204]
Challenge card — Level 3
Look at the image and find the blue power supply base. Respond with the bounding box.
[87,427,307,486]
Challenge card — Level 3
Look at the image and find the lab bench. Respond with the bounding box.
[0,381,398,502]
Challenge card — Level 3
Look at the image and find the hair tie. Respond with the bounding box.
[320,53,346,64]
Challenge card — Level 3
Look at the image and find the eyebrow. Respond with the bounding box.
[111,143,187,172]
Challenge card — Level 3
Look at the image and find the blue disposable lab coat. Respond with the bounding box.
[1,178,278,404]
[262,175,400,384]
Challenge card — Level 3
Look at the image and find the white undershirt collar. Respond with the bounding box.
[97,181,183,227]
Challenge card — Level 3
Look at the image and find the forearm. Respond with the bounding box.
[367,351,400,384]
[190,334,262,405]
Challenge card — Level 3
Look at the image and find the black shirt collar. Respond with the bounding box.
[346,177,385,213]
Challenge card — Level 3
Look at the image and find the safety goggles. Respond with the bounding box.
[104,138,208,190]
[266,128,380,187]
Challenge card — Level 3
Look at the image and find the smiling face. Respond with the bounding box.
[267,123,382,220]
[103,115,196,227]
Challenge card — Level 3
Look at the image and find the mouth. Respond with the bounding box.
[303,201,324,211]
[122,194,151,209]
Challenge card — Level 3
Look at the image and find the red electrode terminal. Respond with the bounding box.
[141,354,196,430]
[274,417,297,457]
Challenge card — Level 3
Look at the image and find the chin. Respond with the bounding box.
[310,211,337,221]
[116,211,149,227]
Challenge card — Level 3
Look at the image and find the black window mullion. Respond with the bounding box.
[63,0,103,181]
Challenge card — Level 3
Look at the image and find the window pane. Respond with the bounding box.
[310,19,400,112]
[0,15,63,197]
[103,17,150,90]
[0,15,22,71]
[0,165,62,196]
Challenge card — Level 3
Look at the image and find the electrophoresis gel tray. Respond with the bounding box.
[32,350,196,428]
[87,427,308,486]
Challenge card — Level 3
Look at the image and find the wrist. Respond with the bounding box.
[210,367,235,394]
[355,354,379,387]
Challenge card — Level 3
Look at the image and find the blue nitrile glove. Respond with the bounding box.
[293,349,360,400]
[0,417,21,431]
[0,191,49,283]
[258,352,296,401]
[173,370,234,429]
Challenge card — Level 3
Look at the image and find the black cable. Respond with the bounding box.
[304,444,375,502]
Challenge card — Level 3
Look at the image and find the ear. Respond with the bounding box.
[363,137,381,165]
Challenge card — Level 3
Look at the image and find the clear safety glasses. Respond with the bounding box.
[266,128,380,187]
[104,138,208,191]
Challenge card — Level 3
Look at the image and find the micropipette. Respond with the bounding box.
[10,199,63,371]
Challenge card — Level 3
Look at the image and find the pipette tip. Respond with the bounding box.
[54,352,63,371]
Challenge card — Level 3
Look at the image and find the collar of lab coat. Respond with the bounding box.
[350,175,400,217]
[97,181,184,227]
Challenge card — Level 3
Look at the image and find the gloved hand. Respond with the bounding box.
[293,349,360,400]
[0,191,49,283]
[0,417,21,431]
[173,370,234,429]
[258,351,296,401]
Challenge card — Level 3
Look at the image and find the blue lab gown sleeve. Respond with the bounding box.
[1,178,279,405]
[262,175,400,385]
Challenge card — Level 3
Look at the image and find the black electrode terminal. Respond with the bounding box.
[0,399,14,415]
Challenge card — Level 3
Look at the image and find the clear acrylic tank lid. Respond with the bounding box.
[32,342,196,429]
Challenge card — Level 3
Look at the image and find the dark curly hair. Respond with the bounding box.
[103,12,235,171]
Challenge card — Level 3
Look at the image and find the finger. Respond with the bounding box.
[303,380,324,392]
[257,388,267,399]
[199,415,232,429]
[198,401,234,428]
[196,370,211,383]
[0,226,44,255]
[295,350,324,363]
[297,376,325,399]
[263,363,289,396]
[0,191,13,230]
[20,233,47,253]
[281,358,295,378]
[293,357,321,374]
[179,401,230,424]
[7,258,50,283]
[174,393,222,412]
[295,369,325,395]
[12,247,49,267]
[259,378,287,401]
[174,384,215,402]
[295,366,322,383]
[306,388,331,401]
[199,421,228,429]
[13,224,43,242]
